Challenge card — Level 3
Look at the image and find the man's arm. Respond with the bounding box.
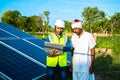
[63,37,72,52]
[89,48,95,74]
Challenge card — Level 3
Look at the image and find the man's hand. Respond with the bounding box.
[89,65,94,74]
[69,64,72,72]
[49,49,58,56]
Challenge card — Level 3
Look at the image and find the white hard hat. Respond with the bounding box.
[55,19,65,28]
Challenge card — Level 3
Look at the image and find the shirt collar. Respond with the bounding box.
[54,32,63,38]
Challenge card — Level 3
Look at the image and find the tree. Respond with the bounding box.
[1,10,21,27]
[16,16,28,31]
[43,11,50,32]
[64,20,72,32]
[109,13,120,34]
[95,18,110,33]
[82,7,107,33]
[35,16,43,32]
[27,15,43,32]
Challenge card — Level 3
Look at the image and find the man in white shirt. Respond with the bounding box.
[70,19,96,80]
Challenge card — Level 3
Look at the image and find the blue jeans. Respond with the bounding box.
[46,65,67,80]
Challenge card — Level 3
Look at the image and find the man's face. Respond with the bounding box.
[73,28,82,36]
[55,26,64,35]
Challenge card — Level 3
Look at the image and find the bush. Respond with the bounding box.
[95,36,120,71]
[111,36,120,64]
[95,53,113,71]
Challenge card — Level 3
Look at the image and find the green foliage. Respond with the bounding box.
[64,20,72,32]
[110,13,120,34]
[27,15,43,32]
[1,10,44,32]
[95,54,113,71]
[1,10,21,27]
[82,7,106,33]
[95,53,120,72]
[17,16,28,31]
[43,11,50,32]
[1,8,120,33]
[95,36,120,72]
[82,7,120,34]
[96,36,120,58]
[96,36,113,49]
[111,36,120,64]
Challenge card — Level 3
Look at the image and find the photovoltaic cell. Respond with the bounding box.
[0,22,46,64]
[0,43,46,80]
[0,22,34,38]
[0,39,46,65]
[0,22,47,80]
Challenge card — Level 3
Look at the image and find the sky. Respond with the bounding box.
[0,0,120,26]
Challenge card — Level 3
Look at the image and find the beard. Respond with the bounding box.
[75,32,80,36]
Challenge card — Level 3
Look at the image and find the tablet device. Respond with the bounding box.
[45,42,64,55]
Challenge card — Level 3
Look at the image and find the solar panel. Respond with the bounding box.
[0,22,46,64]
[0,22,47,79]
[0,22,34,38]
[0,42,46,80]
[0,39,46,65]
[0,22,71,79]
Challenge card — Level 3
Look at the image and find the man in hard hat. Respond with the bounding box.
[70,19,96,80]
[45,19,71,80]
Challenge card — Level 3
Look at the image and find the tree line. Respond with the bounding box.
[1,7,120,34]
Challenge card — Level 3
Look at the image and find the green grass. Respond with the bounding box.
[96,36,113,49]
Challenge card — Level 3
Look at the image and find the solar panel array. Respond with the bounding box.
[0,44,46,80]
[0,22,47,80]
[0,22,71,80]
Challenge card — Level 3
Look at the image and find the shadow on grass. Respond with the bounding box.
[94,54,113,72]
[94,54,120,80]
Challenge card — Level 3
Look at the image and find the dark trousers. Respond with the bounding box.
[46,65,67,80]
